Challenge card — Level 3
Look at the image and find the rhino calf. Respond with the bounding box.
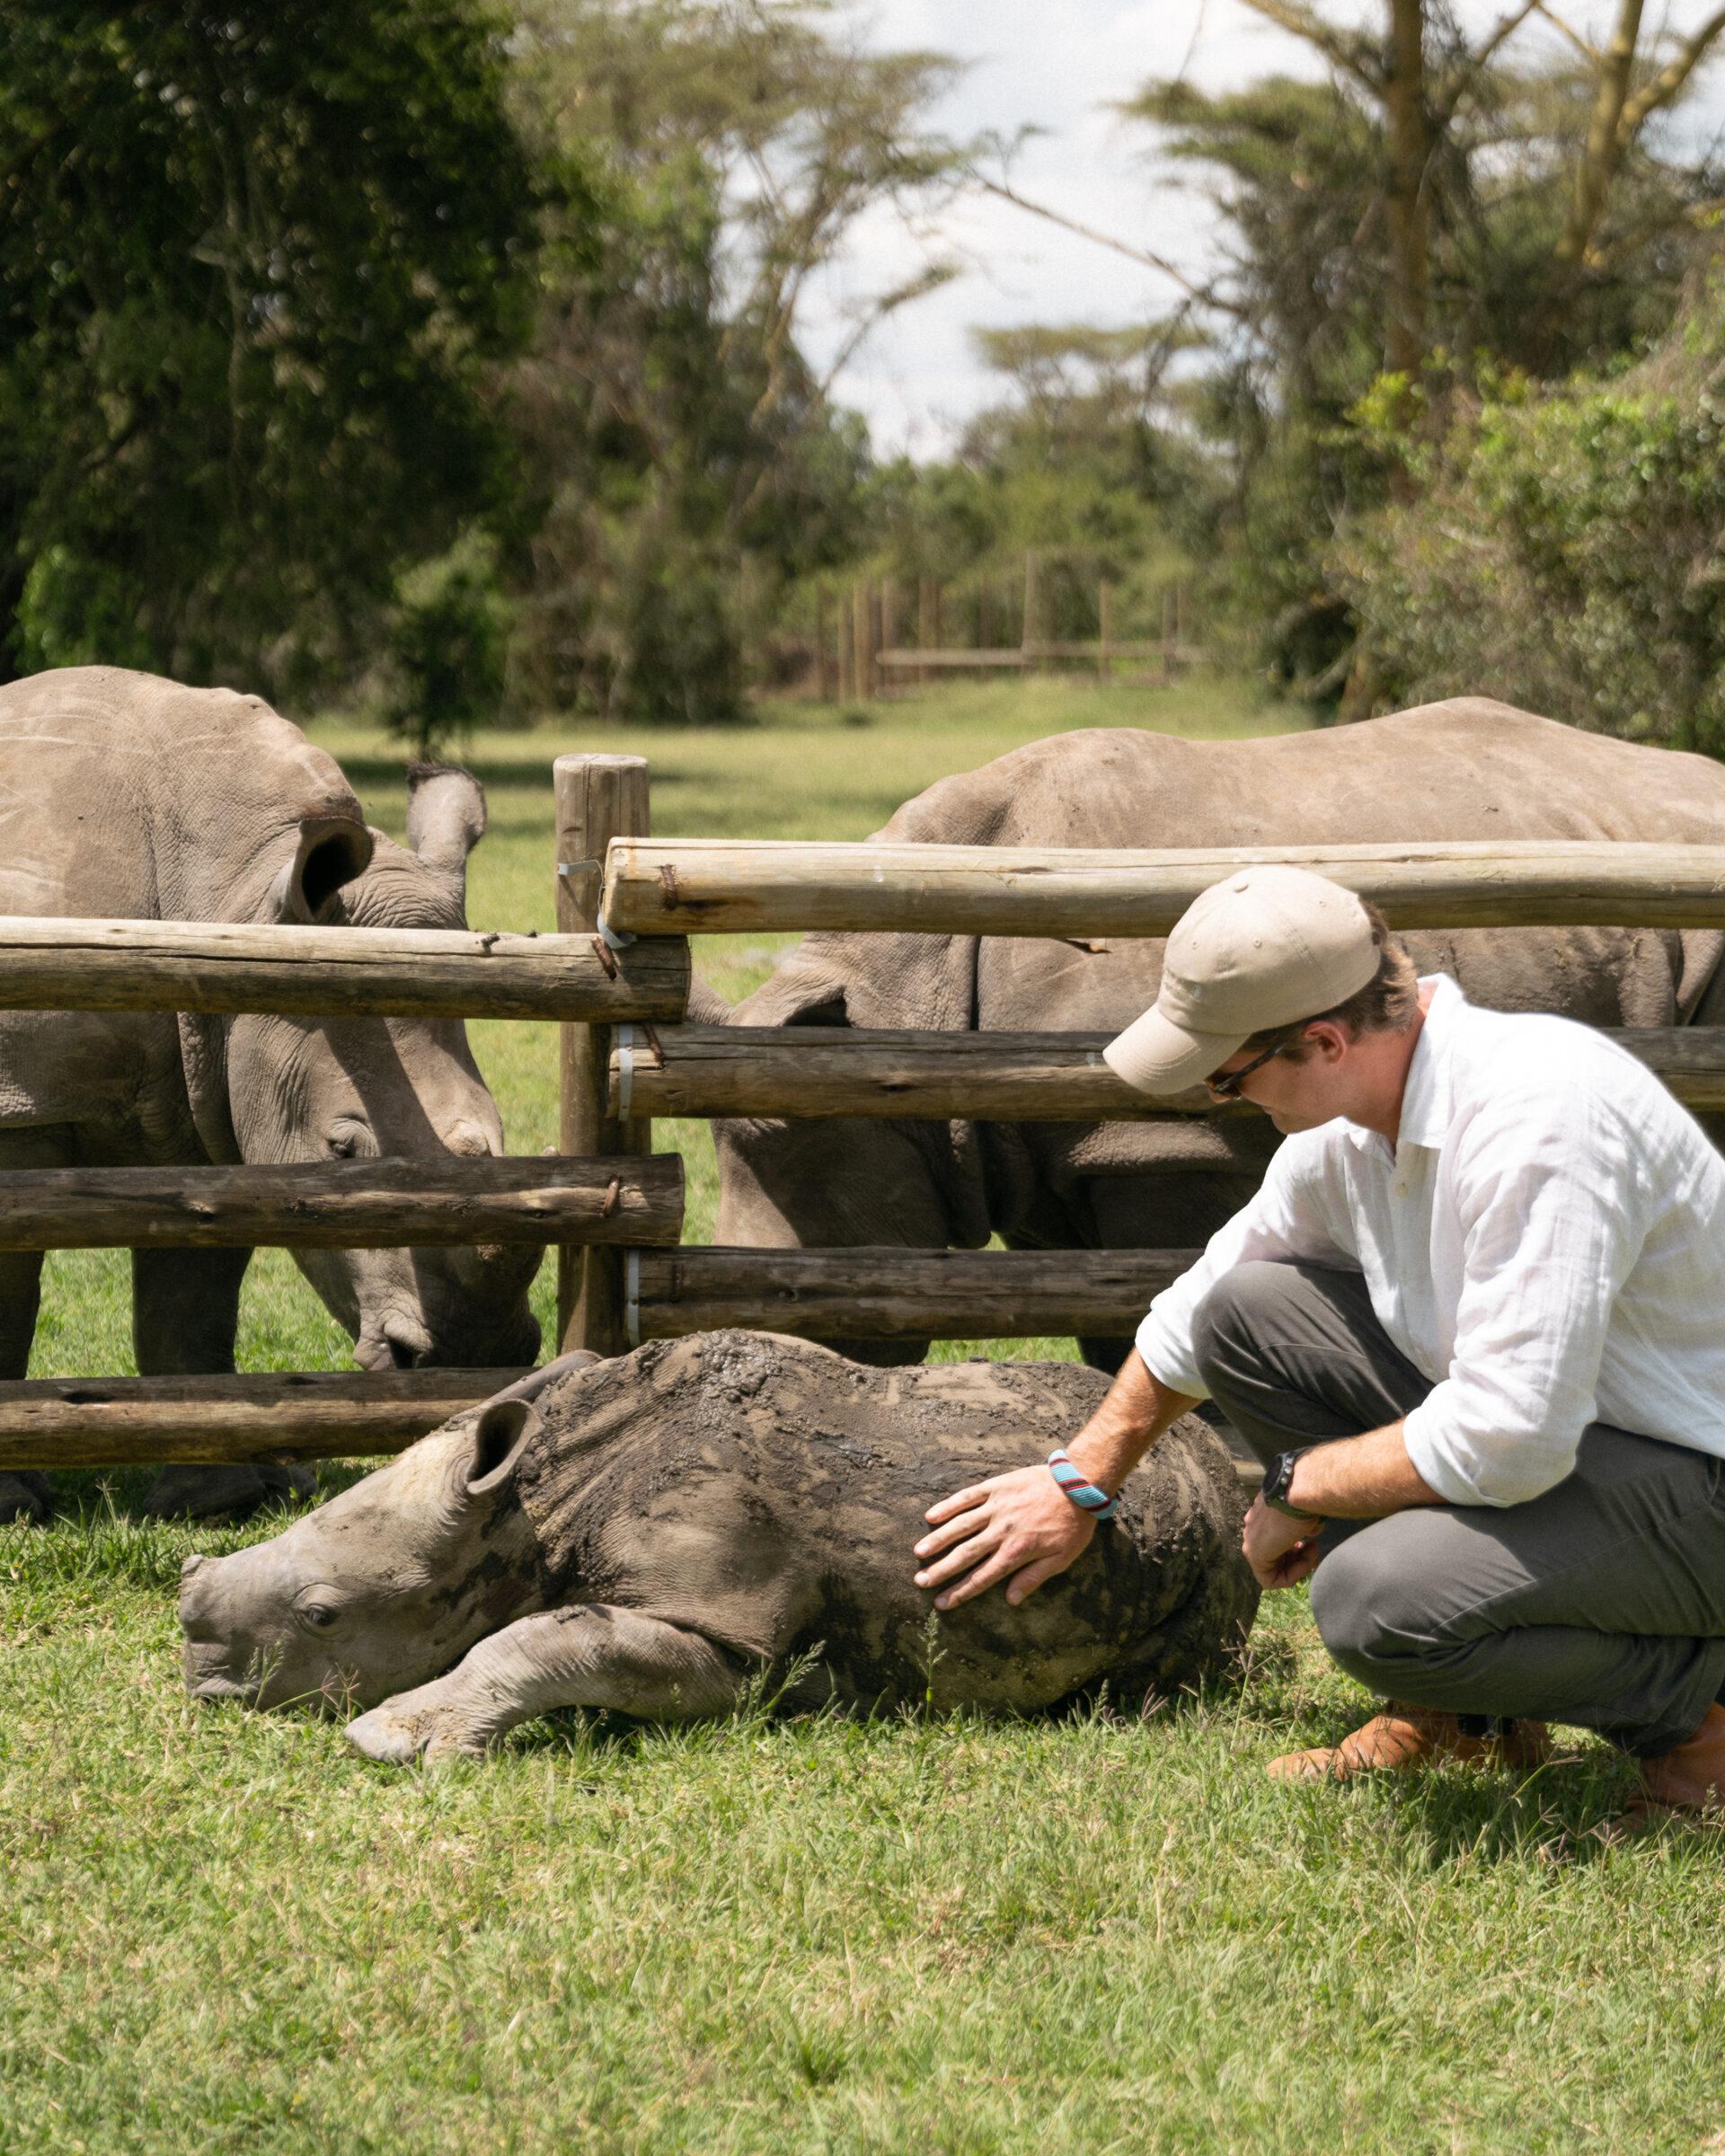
[180,1331,1257,1762]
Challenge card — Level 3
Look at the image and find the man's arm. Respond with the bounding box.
[912,1349,1199,1611]
[1241,1419,1443,1590]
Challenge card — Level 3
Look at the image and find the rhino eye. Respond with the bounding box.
[327,1130,358,1160]
[298,1603,340,1630]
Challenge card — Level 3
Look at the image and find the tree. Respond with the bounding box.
[1117,7,1725,703]
[1210,1,1725,392]
[0,2,554,698]
[1334,273,1725,751]
[501,0,963,721]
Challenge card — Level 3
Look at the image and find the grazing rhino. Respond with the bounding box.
[0,666,540,1525]
[179,1330,1256,1761]
[708,698,1725,1366]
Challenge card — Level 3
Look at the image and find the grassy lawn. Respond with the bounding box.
[4,672,1723,2154]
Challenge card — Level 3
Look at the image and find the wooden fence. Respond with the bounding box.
[13,747,1725,1471]
[556,767,1725,1364]
[812,558,1204,699]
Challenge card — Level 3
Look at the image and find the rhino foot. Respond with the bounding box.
[141,1462,317,1523]
[0,1470,52,1525]
[346,1682,494,1768]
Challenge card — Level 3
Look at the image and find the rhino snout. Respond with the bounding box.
[180,1553,259,1702]
[355,1313,436,1371]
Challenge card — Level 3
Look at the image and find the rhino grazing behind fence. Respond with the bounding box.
[179,1330,1258,1764]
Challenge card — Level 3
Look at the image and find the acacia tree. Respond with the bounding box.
[1220,0,1725,391]
[504,0,963,720]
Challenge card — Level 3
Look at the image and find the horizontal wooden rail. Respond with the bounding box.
[0,1368,532,1469]
[0,915,689,1021]
[611,1024,1725,1120]
[875,644,1207,671]
[603,838,1725,940]
[632,1246,1194,1340]
[0,1154,684,1250]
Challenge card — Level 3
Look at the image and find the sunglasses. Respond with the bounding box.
[1204,1029,1305,1101]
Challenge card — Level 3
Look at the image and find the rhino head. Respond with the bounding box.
[186,763,542,1372]
[178,1359,588,1712]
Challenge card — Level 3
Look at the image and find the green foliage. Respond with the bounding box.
[383,534,512,755]
[840,315,1216,653]
[0,1,555,698]
[504,0,958,722]
[1126,57,1725,702]
[1334,287,1725,748]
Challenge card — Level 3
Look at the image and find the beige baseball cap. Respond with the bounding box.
[1104,864,1378,1095]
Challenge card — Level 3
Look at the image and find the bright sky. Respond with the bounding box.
[803,1,1725,458]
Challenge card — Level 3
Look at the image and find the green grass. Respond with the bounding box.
[5,673,1723,2155]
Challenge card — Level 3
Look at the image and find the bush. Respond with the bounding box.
[1334,290,1725,751]
[383,534,512,755]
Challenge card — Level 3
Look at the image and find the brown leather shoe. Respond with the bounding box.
[1615,1702,1725,1831]
[1268,1705,1552,1783]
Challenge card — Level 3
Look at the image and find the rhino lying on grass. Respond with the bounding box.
[180,1331,1256,1762]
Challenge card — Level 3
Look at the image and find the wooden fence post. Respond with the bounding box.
[918,578,941,688]
[815,588,835,702]
[1022,552,1042,668]
[880,578,900,677]
[853,580,878,702]
[556,753,651,1358]
[854,582,871,698]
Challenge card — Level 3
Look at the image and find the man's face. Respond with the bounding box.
[1207,1022,1351,1134]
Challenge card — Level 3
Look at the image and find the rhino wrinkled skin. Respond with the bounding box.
[180,1331,1258,1763]
[0,667,539,1524]
[704,698,1725,1365]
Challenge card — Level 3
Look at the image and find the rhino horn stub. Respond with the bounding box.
[405,764,486,879]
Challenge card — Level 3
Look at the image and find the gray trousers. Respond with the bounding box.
[1192,1261,1725,1756]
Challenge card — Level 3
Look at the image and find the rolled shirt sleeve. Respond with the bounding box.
[1402,1083,1650,1507]
[1136,1132,1358,1398]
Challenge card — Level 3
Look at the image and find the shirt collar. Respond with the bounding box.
[1343,971,1463,1154]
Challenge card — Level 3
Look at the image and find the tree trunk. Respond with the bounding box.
[1382,0,1431,390]
[1559,0,1645,266]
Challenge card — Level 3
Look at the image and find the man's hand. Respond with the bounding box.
[1242,1492,1323,1591]
[913,1463,1095,1611]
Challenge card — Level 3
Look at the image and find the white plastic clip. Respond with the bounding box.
[615,1022,635,1118]
[624,1248,641,1349]
[597,910,635,952]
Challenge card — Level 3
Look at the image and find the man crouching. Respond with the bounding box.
[913,864,1725,1828]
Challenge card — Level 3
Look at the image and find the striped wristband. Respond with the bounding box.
[1047,1448,1119,1522]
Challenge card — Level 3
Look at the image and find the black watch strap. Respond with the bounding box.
[1261,1448,1321,1519]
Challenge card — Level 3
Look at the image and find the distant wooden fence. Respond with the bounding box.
[811,555,1204,699]
[13,747,1725,1473]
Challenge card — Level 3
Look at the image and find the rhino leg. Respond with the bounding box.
[345,1605,745,1765]
[0,1249,51,1524]
[132,1248,314,1521]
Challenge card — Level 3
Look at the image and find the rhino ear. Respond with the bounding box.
[406,764,486,880]
[464,1397,541,1497]
[267,816,374,924]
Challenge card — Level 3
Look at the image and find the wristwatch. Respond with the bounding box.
[1261,1449,1322,1522]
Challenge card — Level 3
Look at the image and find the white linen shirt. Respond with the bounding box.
[1136,974,1725,1507]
